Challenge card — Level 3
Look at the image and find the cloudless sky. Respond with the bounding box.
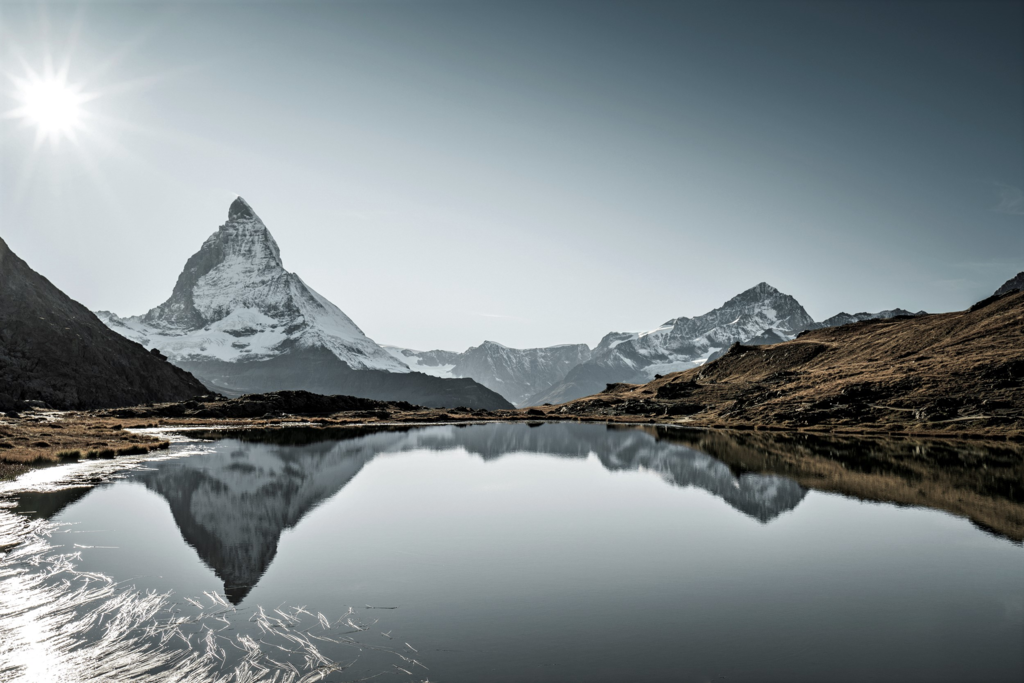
[1,0,1022,351]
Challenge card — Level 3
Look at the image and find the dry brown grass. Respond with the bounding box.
[0,410,171,479]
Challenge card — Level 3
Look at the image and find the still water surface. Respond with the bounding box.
[1,423,1021,682]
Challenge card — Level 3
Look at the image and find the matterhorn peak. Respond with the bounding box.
[100,199,409,374]
[228,196,257,221]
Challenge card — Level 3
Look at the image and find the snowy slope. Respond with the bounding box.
[98,198,408,374]
[383,346,459,378]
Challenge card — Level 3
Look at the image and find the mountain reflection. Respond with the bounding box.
[131,423,805,603]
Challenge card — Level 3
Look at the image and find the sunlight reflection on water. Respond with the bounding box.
[0,436,426,683]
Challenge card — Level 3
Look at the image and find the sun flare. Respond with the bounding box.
[11,73,89,144]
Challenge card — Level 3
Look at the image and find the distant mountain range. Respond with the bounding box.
[388,283,928,407]
[0,237,206,411]
[75,197,1020,410]
[385,342,592,407]
[2,194,1016,412]
[97,199,511,410]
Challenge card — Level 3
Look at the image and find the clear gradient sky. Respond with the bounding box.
[1,0,1022,351]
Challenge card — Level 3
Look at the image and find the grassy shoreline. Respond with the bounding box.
[1,405,1021,541]
[2,403,1020,469]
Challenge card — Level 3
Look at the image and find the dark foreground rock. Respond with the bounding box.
[0,237,207,411]
[994,271,1024,297]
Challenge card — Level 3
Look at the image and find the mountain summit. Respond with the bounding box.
[99,199,512,410]
[228,196,257,220]
[101,197,407,373]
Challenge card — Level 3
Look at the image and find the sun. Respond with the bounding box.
[10,72,90,144]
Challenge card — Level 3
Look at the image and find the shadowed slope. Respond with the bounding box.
[0,237,206,410]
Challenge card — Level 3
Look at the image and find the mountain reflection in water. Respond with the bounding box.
[6,422,1021,683]
[131,423,806,602]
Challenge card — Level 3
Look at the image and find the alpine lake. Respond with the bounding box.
[1,422,1021,682]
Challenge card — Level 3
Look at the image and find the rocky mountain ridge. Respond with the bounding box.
[390,283,937,408]
[995,271,1024,297]
[387,341,591,407]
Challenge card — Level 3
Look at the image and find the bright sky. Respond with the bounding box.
[1,1,1021,351]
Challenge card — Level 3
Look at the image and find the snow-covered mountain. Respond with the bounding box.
[98,197,407,373]
[97,198,512,410]
[381,282,926,408]
[527,282,817,406]
[524,284,935,406]
[386,284,820,407]
[621,281,815,373]
[386,341,592,407]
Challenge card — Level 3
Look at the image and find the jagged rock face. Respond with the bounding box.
[133,423,805,601]
[388,342,592,406]
[995,272,1024,297]
[0,237,206,410]
[527,283,817,406]
[98,197,407,374]
[628,283,815,371]
[649,282,816,359]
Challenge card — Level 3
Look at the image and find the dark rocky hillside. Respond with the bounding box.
[995,271,1024,296]
[0,237,206,410]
